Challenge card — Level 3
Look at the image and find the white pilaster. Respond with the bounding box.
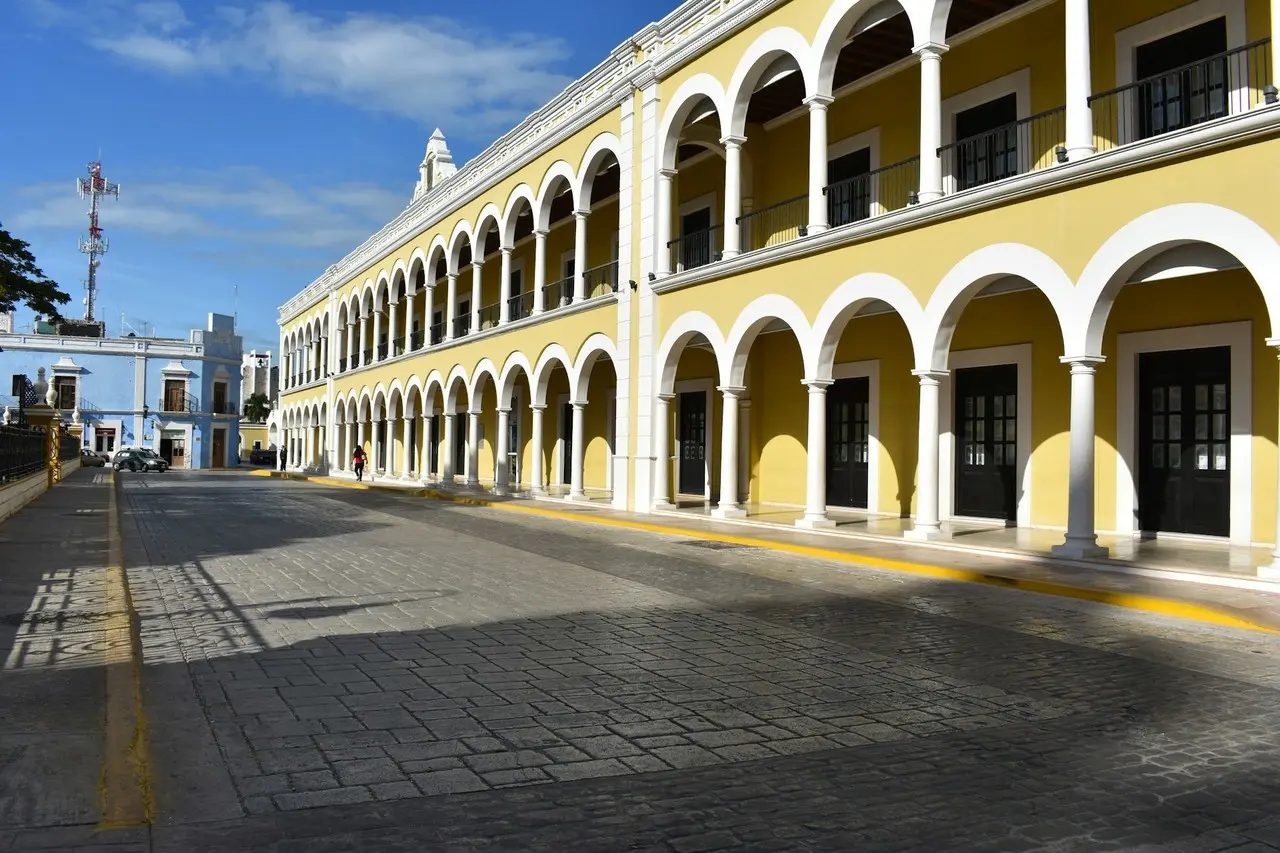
[499,247,513,324]
[402,416,414,479]
[721,136,744,259]
[530,404,546,494]
[370,416,381,476]
[915,43,947,203]
[797,381,834,528]
[1052,357,1108,559]
[652,393,675,510]
[533,231,548,314]
[1065,0,1096,161]
[805,95,832,234]
[713,386,746,517]
[655,169,675,276]
[573,213,588,303]
[420,414,432,480]
[466,410,480,487]
[441,414,455,482]
[905,370,947,540]
[494,408,511,495]
[569,401,586,501]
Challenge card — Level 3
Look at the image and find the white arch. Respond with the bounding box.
[725,294,815,386]
[922,243,1076,370]
[575,133,623,206]
[572,333,620,403]
[501,184,539,247]
[498,351,536,410]
[425,235,448,281]
[536,160,579,230]
[444,364,470,414]
[422,370,446,416]
[406,248,428,293]
[470,357,500,404]
[1075,203,1280,356]
[810,273,929,379]
[655,310,728,396]
[447,220,474,274]
[658,73,728,171]
[373,271,391,310]
[726,27,815,138]
[473,203,503,253]
[812,0,922,97]
[532,342,574,407]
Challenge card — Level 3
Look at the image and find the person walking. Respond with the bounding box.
[352,445,366,482]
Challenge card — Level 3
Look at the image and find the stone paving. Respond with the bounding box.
[5,471,1280,850]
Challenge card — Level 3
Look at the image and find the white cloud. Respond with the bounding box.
[30,0,573,135]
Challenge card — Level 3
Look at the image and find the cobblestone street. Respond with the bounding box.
[5,471,1280,851]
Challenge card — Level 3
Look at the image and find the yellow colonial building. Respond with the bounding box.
[277,0,1280,578]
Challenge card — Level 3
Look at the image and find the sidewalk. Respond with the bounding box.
[0,468,147,850]
[253,469,1280,635]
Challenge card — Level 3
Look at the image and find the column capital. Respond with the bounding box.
[570,400,587,410]
[471,260,484,271]
[720,134,747,148]
[530,403,547,411]
[533,228,549,239]
[657,392,675,403]
[1060,354,1106,369]
[658,168,678,180]
[912,41,948,58]
[467,408,482,418]
[496,406,511,415]
[447,271,459,282]
[1266,337,1280,351]
[500,245,513,256]
[911,368,949,384]
[573,209,590,220]
[717,385,747,397]
[803,94,834,109]
[803,379,833,392]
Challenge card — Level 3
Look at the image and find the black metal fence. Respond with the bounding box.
[740,194,808,252]
[58,431,77,461]
[669,224,724,273]
[1090,39,1272,154]
[509,290,535,321]
[0,425,45,484]
[583,261,619,298]
[938,106,1066,195]
[478,302,501,331]
[544,276,574,309]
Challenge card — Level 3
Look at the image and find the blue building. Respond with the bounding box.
[0,313,243,468]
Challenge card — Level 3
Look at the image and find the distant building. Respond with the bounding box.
[0,313,244,468]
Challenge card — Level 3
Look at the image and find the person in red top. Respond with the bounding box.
[352,445,366,481]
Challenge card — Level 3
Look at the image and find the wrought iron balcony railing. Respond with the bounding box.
[668,224,723,273]
[739,195,807,252]
[938,106,1066,195]
[583,261,619,299]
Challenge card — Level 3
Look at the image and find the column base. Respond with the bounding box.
[492,485,510,497]
[652,500,677,512]
[465,480,481,490]
[904,525,946,542]
[1050,537,1110,560]
[916,190,943,203]
[1066,145,1096,162]
[1256,560,1280,581]
[567,490,589,503]
[712,505,747,519]
[796,514,835,529]
[806,223,827,236]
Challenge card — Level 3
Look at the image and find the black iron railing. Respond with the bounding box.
[393,337,405,357]
[453,313,471,338]
[478,302,501,331]
[583,261,619,298]
[544,276,574,309]
[825,156,921,227]
[161,392,199,413]
[305,369,313,383]
[58,432,78,462]
[509,290,535,321]
[363,348,373,365]
[938,106,1065,195]
[1090,39,1272,153]
[430,322,445,346]
[668,224,724,273]
[739,194,808,251]
[0,425,45,484]
[411,330,424,351]
[376,343,388,361]
[339,357,348,373]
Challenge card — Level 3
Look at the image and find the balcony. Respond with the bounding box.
[339,356,348,373]
[938,106,1065,195]
[669,224,723,273]
[543,276,574,309]
[739,195,807,252]
[160,392,198,414]
[452,313,471,338]
[430,321,445,346]
[392,337,405,357]
[410,330,424,351]
[509,291,534,322]
[376,343,388,361]
[478,302,501,332]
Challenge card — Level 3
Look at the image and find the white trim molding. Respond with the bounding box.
[940,343,1034,528]
[1114,321,1252,545]
[831,359,881,516]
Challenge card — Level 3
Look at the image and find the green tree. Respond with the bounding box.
[243,392,271,423]
[0,223,70,319]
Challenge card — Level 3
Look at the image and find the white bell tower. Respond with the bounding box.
[413,129,457,201]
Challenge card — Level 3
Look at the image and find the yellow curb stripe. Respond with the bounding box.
[99,472,153,829]
[262,470,1279,636]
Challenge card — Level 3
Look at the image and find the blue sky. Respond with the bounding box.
[1,0,672,354]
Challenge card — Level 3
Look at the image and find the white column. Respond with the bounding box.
[530,404,546,494]
[387,418,399,477]
[466,411,481,487]
[1262,342,1280,578]
[1052,357,1108,559]
[345,323,355,370]
[1065,0,1095,161]
[721,136,744,259]
[424,285,435,346]
[371,416,382,475]
[405,290,417,350]
[1272,0,1280,98]
[568,401,586,501]
[533,231,548,314]
[441,414,455,481]
[470,262,483,332]
[494,408,511,495]
[714,386,746,518]
[346,422,355,471]
[358,318,368,366]
[402,416,414,479]
[372,310,383,362]
[905,370,947,540]
[499,247,513,323]
[805,95,832,234]
[656,169,675,276]
[738,397,752,504]
[797,381,834,528]
[445,273,458,340]
[573,213,588,303]
[420,414,432,480]
[653,393,674,509]
[356,420,366,458]
[388,300,398,356]
[321,337,329,377]
[915,43,947,203]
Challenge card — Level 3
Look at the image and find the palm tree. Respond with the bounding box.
[243,393,270,423]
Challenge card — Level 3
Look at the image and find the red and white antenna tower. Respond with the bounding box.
[77,160,120,321]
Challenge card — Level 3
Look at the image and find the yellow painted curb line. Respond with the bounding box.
[99,472,153,829]
[258,470,1280,636]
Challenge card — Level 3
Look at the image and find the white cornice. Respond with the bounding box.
[653,107,1280,294]
[278,0,780,325]
[0,334,205,358]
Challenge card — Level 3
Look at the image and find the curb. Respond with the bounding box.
[100,472,153,829]
[254,470,1280,636]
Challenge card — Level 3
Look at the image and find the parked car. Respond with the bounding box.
[113,448,170,473]
[248,447,278,466]
[79,448,106,467]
